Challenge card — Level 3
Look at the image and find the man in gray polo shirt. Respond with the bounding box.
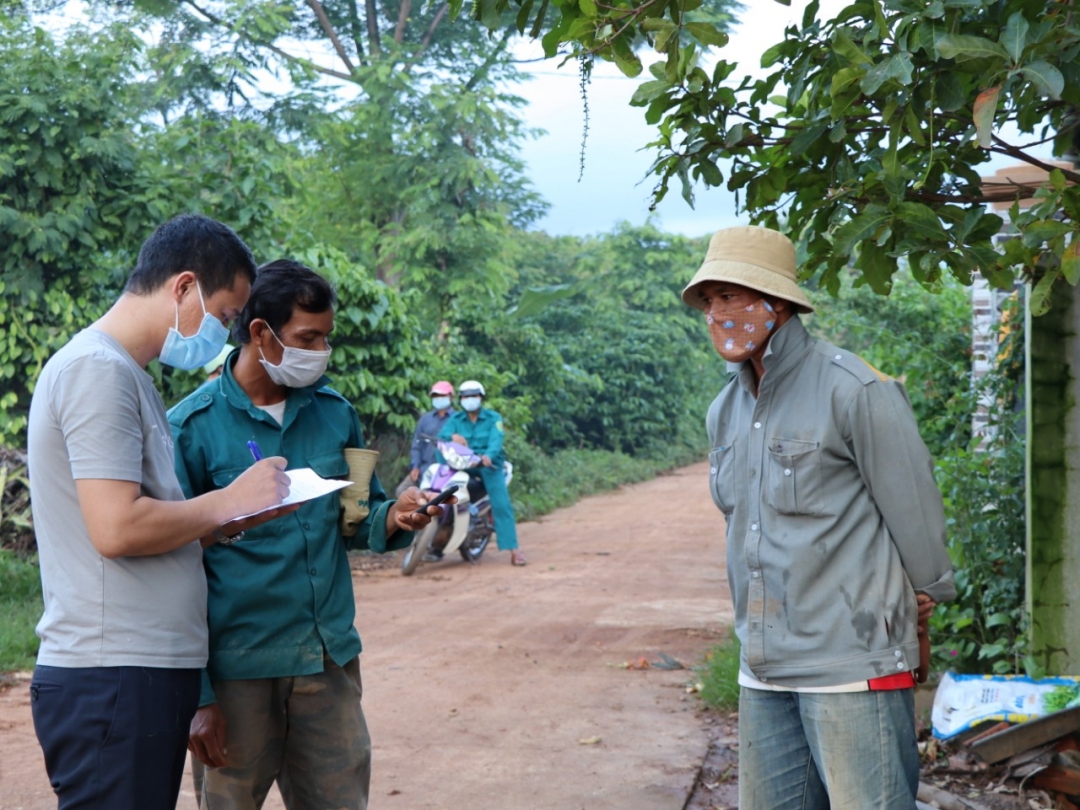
[27,214,293,810]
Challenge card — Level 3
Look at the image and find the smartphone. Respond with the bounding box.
[413,484,459,515]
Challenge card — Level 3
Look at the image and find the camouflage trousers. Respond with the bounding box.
[192,656,371,810]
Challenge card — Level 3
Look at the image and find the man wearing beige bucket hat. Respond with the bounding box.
[684,225,955,810]
[169,259,440,810]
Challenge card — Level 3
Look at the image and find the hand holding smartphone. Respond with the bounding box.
[413,484,459,515]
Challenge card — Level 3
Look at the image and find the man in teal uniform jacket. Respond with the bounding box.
[439,380,527,566]
[169,260,436,809]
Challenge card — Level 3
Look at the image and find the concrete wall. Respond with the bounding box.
[1027,281,1080,673]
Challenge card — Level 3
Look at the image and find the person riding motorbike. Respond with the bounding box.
[439,381,527,566]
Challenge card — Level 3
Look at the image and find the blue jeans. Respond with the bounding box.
[738,687,919,810]
[31,665,200,810]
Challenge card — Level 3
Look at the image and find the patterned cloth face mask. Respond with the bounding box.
[706,299,777,363]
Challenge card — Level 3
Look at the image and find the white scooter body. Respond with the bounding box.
[418,466,473,555]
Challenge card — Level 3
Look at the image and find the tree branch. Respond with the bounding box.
[394,0,412,45]
[181,0,355,81]
[305,0,356,73]
[989,135,1080,185]
[365,0,382,57]
[463,28,512,91]
[416,3,449,59]
[346,0,367,62]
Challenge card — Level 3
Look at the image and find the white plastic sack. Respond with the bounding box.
[932,672,1080,739]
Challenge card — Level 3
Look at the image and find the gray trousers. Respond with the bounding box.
[193,657,371,810]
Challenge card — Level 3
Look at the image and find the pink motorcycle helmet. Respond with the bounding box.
[430,380,454,397]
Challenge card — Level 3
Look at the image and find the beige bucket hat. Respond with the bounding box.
[682,226,814,314]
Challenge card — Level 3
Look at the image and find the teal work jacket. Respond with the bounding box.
[438,408,506,465]
[168,355,411,706]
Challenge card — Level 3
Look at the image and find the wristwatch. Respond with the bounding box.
[213,527,245,546]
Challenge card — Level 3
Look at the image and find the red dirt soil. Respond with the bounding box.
[0,462,734,810]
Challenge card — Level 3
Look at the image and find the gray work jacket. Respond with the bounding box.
[707,317,956,688]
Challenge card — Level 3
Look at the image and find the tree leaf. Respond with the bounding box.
[1019,61,1065,100]
[685,22,728,48]
[973,85,1000,148]
[508,283,579,319]
[833,205,892,256]
[1030,269,1059,317]
[832,28,873,66]
[1000,12,1029,64]
[1060,238,1080,286]
[936,34,1008,61]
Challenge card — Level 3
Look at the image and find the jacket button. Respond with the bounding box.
[753,421,762,429]
[201,394,210,401]
[310,568,317,576]
[783,469,792,477]
[896,662,905,670]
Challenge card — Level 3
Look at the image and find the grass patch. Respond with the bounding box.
[0,550,42,672]
[698,631,741,712]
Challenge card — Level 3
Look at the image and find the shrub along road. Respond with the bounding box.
[0,462,733,809]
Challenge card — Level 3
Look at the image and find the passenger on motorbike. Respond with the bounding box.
[395,380,456,496]
[439,380,527,566]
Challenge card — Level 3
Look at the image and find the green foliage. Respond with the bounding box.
[0,450,33,555]
[493,0,1080,306]
[697,631,741,712]
[288,68,545,311]
[301,245,430,435]
[0,550,42,672]
[463,0,741,79]
[930,314,1026,674]
[0,20,301,444]
[505,223,721,457]
[804,267,972,458]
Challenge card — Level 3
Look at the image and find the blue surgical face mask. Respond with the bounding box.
[460,396,482,413]
[431,396,452,411]
[159,281,231,371]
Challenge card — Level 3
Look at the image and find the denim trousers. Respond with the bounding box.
[738,686,920,810]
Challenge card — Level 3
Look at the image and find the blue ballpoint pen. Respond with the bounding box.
[247,441,263,462]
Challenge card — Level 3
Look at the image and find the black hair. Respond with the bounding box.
[124,214,257,296]
[233,259,337,344]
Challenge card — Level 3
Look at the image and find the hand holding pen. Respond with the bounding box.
[218,441,291,525]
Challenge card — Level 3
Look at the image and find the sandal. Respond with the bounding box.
[510,550,528,566]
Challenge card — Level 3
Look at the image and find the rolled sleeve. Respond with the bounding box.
[351,500,413,553]
[848,380,956,602]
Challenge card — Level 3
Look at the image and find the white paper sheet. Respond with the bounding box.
[231,467,352,521]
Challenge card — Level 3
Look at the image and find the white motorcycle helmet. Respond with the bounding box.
[457,380,485,398]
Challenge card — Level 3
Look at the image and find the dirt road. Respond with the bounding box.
[0,462,733,809]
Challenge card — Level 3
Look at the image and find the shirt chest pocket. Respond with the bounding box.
[709,445,737,516]
[307,449,350,480]
[765,438,823,516]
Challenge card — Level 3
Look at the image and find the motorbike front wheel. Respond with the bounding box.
[459,533,490,563]
[401,521,437,576]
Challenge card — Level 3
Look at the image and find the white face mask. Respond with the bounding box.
[460,396,482,413]
[431,396,452,411]
[258,326,331,388]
